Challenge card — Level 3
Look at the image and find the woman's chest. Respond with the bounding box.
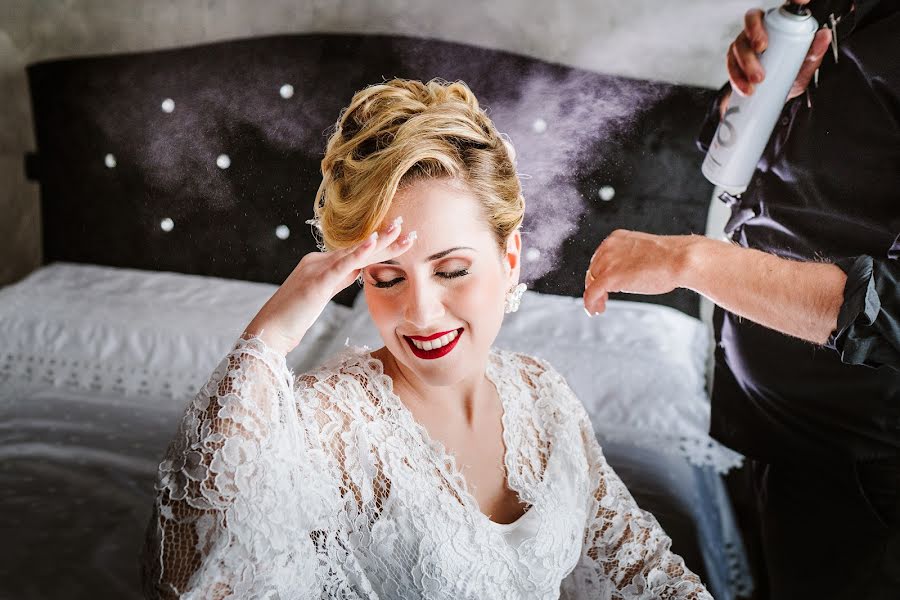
[357,439,590,599]
[418,406,527,524]
[327,355,592,596]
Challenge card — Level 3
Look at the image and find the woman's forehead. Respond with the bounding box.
[386,179,492,236]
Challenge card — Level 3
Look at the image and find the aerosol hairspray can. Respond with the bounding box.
[702,2,818,194]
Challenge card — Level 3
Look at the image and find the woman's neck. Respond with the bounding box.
[372,346,495,428]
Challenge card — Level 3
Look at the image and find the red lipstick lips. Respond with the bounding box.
[404,328,463,360]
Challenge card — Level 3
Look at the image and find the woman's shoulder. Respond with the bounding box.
[490,348,584,416]
[303,345,371,374]
[294,344,376,381]
[292,345,391,414]
[490,347,567,390]
[491,348,592,460]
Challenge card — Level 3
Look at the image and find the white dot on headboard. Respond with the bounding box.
[216,154,231,169]
[532,118,547,134]
[275,225,290,240]
[598,185,616,202]
[525,248,541,262]
[104,153,116,168]
[161,98,175,113]
[279,84,294,99]
[160,218,174,232]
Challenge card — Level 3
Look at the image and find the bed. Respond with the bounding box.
[3,32,752,599]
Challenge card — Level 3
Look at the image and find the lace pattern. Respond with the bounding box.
[141,334,712,599]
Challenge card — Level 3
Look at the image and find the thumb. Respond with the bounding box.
[789,28,832,100]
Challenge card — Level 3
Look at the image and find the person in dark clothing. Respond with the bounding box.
[582,0,899,597]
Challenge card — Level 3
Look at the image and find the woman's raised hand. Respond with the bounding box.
[244,216,416,356]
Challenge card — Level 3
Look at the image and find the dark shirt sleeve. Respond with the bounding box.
[695,82,732,154]
[826,255,900,371]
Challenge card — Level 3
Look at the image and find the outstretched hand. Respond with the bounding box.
[583,230,695,315]
[245,217,416,355]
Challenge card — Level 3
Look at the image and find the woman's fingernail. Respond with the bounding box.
[386,216,403,233]
[363,231,378,247]
[583,306,593,318]
[405,230,417,243]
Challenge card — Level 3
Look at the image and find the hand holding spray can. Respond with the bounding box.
[702,2,819,194]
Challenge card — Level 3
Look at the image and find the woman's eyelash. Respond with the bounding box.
[440,268,469,280]
[372,269,469,289]
[373,278,402,289]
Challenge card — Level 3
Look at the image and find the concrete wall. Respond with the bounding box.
[0,0,748,287]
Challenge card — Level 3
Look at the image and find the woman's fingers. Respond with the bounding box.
[334,217,415,278]
[329,231,379,279]
[383,230,417,257]
[370,219,416,264]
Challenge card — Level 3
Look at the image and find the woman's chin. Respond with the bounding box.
[388,343,471,386]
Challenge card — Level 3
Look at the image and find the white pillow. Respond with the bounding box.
[330,289,743,473]
[0,262,350,405]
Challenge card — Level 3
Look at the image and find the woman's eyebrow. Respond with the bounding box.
[378,246,476,265]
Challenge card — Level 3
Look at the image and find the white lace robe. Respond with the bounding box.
[141,333,712,599]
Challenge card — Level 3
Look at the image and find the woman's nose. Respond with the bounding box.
[403,280,446,329]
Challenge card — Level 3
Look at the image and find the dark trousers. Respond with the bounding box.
[749,457,900,599]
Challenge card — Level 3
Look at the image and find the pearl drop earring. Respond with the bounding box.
[504,282,527,314]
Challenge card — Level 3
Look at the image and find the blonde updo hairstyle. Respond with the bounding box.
[313,78,524,258]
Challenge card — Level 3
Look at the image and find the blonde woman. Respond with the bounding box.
[141,78,711,599]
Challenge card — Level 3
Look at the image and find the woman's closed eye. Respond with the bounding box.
[371,268,470,289]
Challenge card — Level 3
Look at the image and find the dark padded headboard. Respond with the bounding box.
[26,33,715,316]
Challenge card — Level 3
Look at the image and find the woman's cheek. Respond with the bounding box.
[455,276,503,320]
[364,290,399,331]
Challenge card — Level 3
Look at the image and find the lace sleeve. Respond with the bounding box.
[140,332,328,599]
[518,357,712,600]
[564,409,713,599]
